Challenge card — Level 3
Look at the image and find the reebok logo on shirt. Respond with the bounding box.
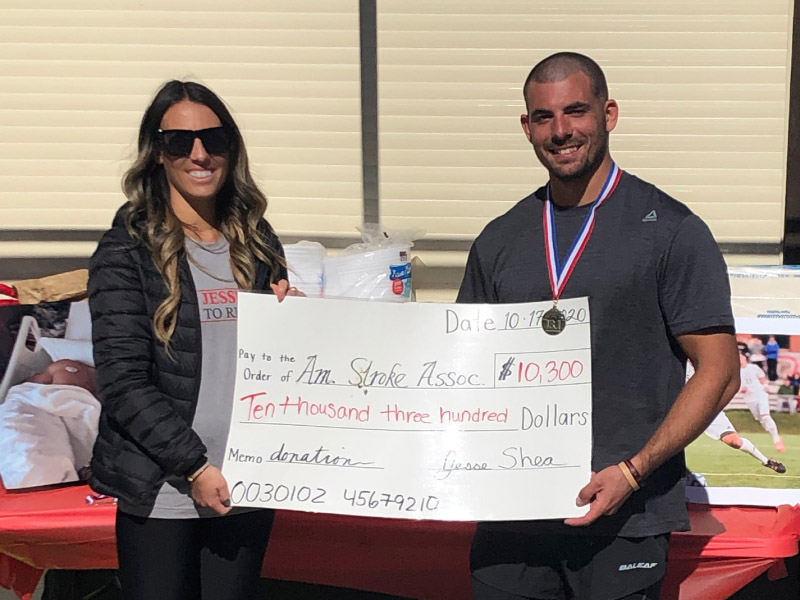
[618,562,658,571]
[641,210,658,223]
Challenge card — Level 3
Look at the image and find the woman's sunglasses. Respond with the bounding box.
[157,127,231,157]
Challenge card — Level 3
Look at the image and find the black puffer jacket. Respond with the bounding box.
[88,208,286,507]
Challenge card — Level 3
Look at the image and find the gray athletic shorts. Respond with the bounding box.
[471,530,670,600]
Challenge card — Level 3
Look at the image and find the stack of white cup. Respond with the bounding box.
[283,241,325,298]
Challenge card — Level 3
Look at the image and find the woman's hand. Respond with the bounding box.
[270,279,307,302]
[190,465,232,515]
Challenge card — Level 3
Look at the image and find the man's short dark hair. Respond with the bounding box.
[523,52,609,105]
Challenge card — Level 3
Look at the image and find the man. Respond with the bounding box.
[688,361,785,473]
[704,411,785,473]
[458,52,740,600]
[740,352,785,452]
[765,335,780,381]
[784,370,799,414]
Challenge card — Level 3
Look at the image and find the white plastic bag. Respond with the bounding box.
[323,225,421,301]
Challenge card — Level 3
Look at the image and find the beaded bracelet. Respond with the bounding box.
[624,459,643,486]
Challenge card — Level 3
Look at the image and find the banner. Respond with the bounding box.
[223,294,592,521]
[686,266,800,506]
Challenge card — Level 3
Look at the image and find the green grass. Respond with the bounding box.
[726,409,800,435]
[685,410,800,488]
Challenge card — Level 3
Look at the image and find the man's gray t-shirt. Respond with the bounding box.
[120,236,239,518]
[458,171,734,538]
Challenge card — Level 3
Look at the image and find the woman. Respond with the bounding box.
[88,80,298,600]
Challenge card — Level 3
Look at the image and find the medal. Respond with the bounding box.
[542,304,566,336]
[542,163,621,335]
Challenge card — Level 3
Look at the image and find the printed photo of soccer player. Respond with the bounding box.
[685,333,800,495]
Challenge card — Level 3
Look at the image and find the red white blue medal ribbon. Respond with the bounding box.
[543,163,621,300]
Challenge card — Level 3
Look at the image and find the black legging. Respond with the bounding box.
[116,509,274,600]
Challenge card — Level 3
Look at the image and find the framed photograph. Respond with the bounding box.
[686,267,800,506]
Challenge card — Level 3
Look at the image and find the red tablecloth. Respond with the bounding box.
[662,503,800,599]
[0,483,797,600]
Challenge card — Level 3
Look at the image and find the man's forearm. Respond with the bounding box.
[631,335,740,478]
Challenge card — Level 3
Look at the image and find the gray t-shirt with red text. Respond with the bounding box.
[120,236,239,518]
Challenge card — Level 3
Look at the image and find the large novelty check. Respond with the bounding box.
[222,294,592,521]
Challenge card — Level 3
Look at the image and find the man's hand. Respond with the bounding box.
[563,465,634,527]
[270,279,306,302]
[563,329,738,529]
[190,465,232,515]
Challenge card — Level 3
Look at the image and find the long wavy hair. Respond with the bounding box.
[122,80,283,349]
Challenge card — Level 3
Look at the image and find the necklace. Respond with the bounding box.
[184,241,236,284]
[541,163,621,335]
